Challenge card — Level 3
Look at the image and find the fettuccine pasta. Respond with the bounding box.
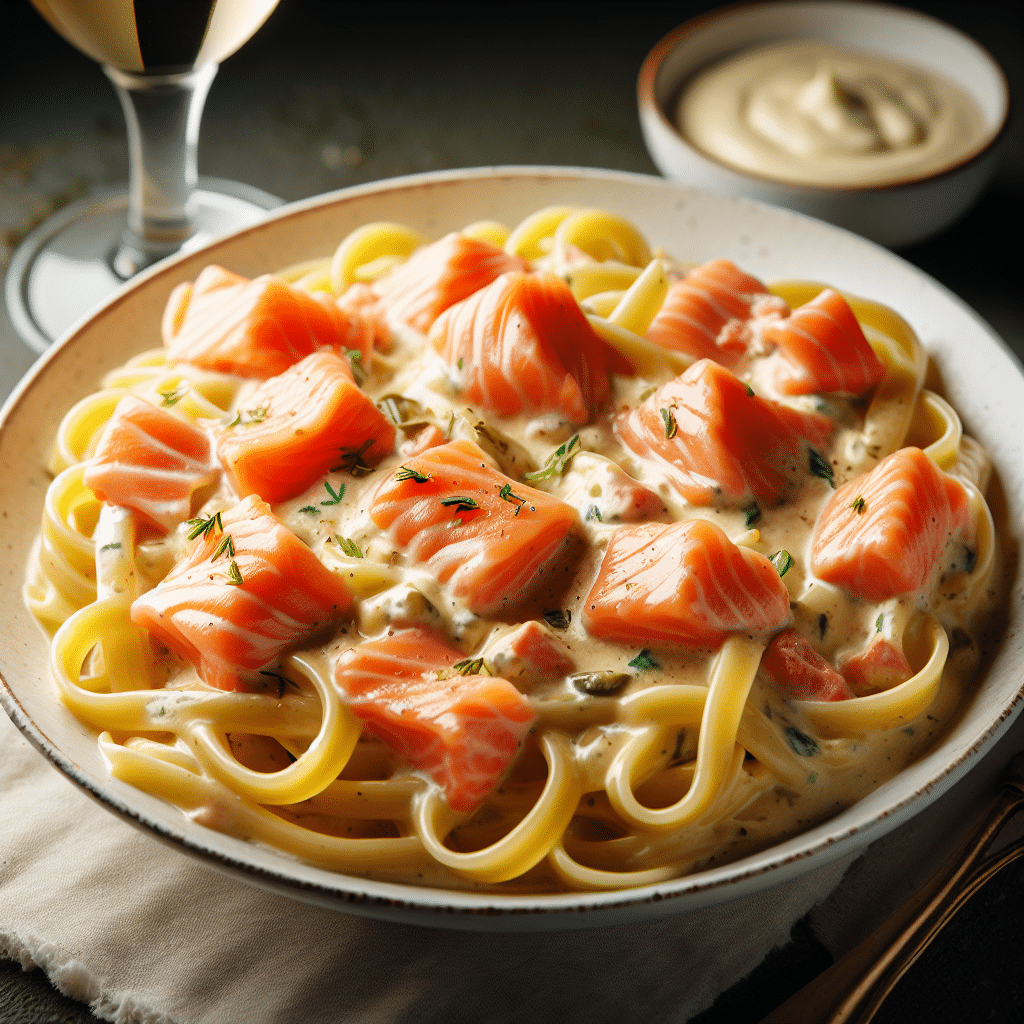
[25,206,1004,893]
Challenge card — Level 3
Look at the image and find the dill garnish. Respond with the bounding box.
[395,466,432,484]
[213,534,235,560]
[498,482,528,515]
[809,449,835,488]
[660,407,677,439]
[186,512,223,541]
[628,649,660,671]
[440,495,480,514]
[337,536,363,558]
[227,406,269,428]
[785,727,820,757]
[451,657,489,676]
[524,434,581,481]
[158,385,186,407]
[321,481,346,506]
[333,438,376,476]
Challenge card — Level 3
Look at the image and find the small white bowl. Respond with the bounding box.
[638,1,1010,248]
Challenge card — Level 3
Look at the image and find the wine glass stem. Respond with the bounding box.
[103,63,217,277]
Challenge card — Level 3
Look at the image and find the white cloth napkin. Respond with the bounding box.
[4,703,1023,1024]
[2,707,855,1024]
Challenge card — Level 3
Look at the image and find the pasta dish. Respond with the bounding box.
[24,206,1003,893]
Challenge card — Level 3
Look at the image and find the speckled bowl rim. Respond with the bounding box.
[637,0,1012,194]
[2,166,1022,931]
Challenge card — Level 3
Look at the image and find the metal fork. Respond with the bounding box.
[759,750,1024,1024]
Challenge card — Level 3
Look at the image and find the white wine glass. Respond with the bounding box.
[6,0,282,353]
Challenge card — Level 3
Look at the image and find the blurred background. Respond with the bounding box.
[1,2,1021,1021]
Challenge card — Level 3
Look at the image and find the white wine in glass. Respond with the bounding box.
[7,0,282,352]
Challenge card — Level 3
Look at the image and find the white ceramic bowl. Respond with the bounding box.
[637,1,1009,249]
[2,167,1023,931]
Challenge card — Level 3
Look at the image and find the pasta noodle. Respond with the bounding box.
[25,206,1005,894]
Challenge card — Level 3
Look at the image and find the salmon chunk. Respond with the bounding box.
[84,395,218,535]
[163,265,377,378]
[370,232,530,334]
[131,495,352,691]
[839,635,913,695]
[765,288,885,397]
[333,626,536,812]
[582,518,791,648]
[811,447,971,600]
[369,439,580,616]
[617,358,831,507]
[760,628,854,702]
[216,350,396,504]
[431,271,632,424]
[645,259,789,365]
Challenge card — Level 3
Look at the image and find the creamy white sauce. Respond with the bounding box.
[676,41,988,187]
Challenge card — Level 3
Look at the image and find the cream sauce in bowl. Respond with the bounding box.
[676,41,988,188]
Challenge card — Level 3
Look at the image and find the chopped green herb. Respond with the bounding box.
[524,434,581,481]
[457,357,464,371]
[785,727,820,757]
[337,536,363,558]
[452,657,489,676]
[851,495,866,514]
[321,480,346,506]
[333,438,376,476]
[341,347,366,384]
[299,505,319,515]
[744,503,761,529]
[227,560,244,586]
[227,406,270,428]
[186,511,223,541]
[628,649,661,671]
[159,384,186,407]
[543,609,571,630]
[638,385,657,402]
[395,465,432,484]
[440,495,480,514]
[497,482,529,515]
[213,534,235,560]
[770,550,794,577]
[660,407,677,439]
[99,542,122,552]
[809,449,836,488]
[876,612,884,632]
[586,504,603,522]
[745,383,755,398]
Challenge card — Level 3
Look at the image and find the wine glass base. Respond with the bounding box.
[6,177,282,354]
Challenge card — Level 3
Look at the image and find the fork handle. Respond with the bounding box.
[759,762,1024,1024]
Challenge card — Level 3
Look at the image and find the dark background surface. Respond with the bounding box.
[1,2,1022,1021]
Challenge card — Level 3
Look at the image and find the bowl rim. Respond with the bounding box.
[2,164,1023,931]
[637,0,1012,195]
